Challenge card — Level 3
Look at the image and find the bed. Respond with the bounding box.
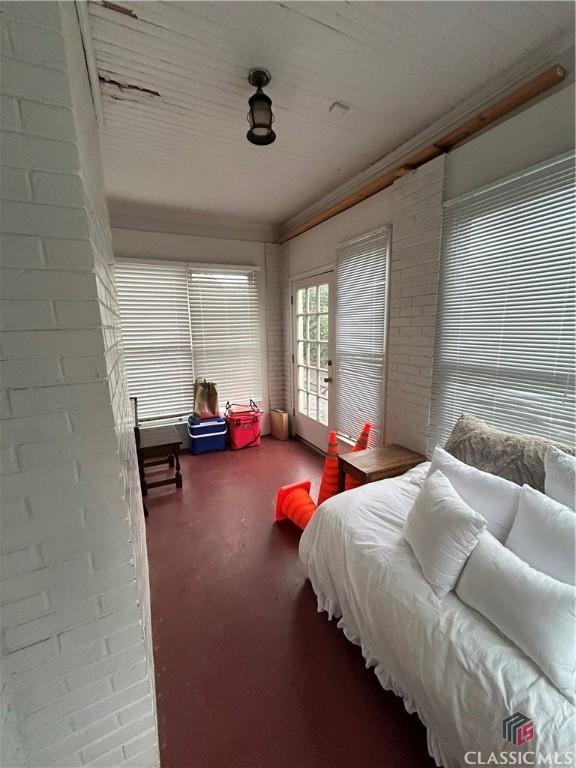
[299,463,575,767]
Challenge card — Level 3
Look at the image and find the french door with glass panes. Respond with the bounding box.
[292,272,335,450]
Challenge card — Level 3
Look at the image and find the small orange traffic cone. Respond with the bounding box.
[317,431,340,506]
[345,423,372,490]
[274,480,311,521]
[354,423,372,452]
[273,479,317,530]
[283,488,317,529]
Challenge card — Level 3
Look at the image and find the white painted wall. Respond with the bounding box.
[287,188,394,277]
[112,227,266,268]
[446,84,575,199]
[264,244,288,411]
[109,200,276,244]
[0,3,158,765]
[386,156,445,454]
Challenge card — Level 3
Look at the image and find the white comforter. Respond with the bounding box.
[299,464,575,768]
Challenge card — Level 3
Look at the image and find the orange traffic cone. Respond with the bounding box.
[345,423,372,490]
[317,431,340,506]
[283,488,317,529]
[273,479,317,530]
[353,423,372,452]
[274,480,311,521]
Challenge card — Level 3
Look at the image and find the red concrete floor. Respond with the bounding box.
[145,437,434,768]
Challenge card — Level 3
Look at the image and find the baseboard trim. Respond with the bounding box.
[293,435,326,458]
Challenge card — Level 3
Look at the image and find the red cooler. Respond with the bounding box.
[225,400,261,450]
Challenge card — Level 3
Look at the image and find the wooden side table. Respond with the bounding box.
[137,425,183,497]
[338,443,426,491]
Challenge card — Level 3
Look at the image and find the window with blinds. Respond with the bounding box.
[430,152,575,450]
[114,260,262,422]
[335,227,389,446]
[188,270,262,405]
[115,260,194,422]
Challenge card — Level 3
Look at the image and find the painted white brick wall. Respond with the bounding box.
[279,245,295,432]
[264,244,288,410]
[384,155,446,455]
[0,3,159,766]
[1,662,26,768]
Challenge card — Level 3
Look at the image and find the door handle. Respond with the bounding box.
[323,377,333,383]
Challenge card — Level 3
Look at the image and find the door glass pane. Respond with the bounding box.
[298,342,307,365]
[308,395,317,420]
[297,315,305,340]
[319,343,328,369]
[307,286,317,313]
[309,369,318,394]
[319,398,328,425]
[308,315,318,341]
[319,283,329,312]
[319,314,328,341]
[298,366,307,389]
[298,390,307,415]
[320,378,328,397]
[309,343,318,367]
[297,288,306,314]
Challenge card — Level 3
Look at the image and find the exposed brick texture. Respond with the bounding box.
[0,3,159,766]
[264,244,288,411]
[384,155,445,455]
[279,245,295,432]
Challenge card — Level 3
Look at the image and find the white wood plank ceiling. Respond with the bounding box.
[87,1,573,231]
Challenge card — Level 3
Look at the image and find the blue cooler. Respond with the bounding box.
[187,416,227,455]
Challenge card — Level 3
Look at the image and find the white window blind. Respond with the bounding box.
[430,153,575,450]
[115,260,194,422]
[115,261,263,421]
[188,270,262,405]
[335,227,389,446]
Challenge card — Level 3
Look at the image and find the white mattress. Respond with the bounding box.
[299,464,575,768]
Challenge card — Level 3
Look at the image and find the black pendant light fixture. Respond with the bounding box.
[246,68,276,146]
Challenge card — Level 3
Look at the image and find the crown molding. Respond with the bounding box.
[279,30,574,240]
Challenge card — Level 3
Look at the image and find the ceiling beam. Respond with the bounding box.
[277,65,566,245]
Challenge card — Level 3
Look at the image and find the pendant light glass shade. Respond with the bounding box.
[246,69,276,146]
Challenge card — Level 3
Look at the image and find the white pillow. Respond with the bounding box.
[456,531,576,702]
[505,485,575,585]
[403,470,487,597]
[545,446,576,510]
[429,447,520,542]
